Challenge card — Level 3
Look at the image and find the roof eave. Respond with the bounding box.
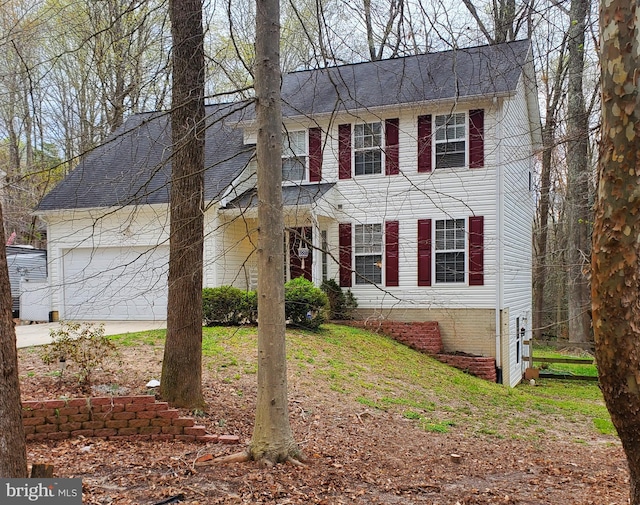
[235,91,517,128]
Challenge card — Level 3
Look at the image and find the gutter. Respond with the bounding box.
[234,91,516,128]
[495,97,504,379]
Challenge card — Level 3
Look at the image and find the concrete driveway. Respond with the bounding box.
[15,321,166,348]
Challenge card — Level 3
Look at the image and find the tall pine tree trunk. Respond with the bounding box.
[248,0,301,464]
[160,0,205,409]
[0,201,28,478]
[566,0,591,344]
[593,2,640,503]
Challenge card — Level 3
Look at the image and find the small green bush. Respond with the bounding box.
[321,278,358,320]
[285,277,328,330]
[203,280,329,329]
[41,322,119,390]
[202,286,257,326]
[243,290,258,324]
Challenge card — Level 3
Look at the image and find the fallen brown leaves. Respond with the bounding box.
[18,343,629,504]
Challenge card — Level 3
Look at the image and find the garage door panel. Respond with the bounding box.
[62,246,169,320]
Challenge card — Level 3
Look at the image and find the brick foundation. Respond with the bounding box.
[341,320,497,382]
[22,395,238,444]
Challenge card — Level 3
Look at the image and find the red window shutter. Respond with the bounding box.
[385,221,399,287]
[308,127,322,182]
[417,115,432,173]
[469,109,484,169]
[417,219,432,286]
[339,223,352,287]
[469,215,484,285]
[385,118,399,175]
[338,124,352,179]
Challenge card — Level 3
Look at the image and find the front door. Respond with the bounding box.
[288,227,312,281]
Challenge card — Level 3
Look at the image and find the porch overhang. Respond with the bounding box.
[219,183,336,219]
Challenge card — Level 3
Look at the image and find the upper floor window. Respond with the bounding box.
[282,130,307,182]
[354,122,382,175]
[354,223,382,284]
[435,113,466,169]
[339,119,399,179]
[435,218,465,283]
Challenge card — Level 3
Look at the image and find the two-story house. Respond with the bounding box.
[36,39,540,386]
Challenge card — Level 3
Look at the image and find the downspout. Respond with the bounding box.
[494,97,504,381]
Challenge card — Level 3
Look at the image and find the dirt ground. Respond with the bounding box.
[18,343,629,505]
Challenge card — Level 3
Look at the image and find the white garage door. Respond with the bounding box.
[62,246,169,320]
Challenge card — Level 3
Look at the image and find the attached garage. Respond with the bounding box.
[62,246,169,320]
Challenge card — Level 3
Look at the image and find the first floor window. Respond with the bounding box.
[282,130,307,182]
[435,218,465,283]
[354,122,382,175]
[354,223,382,284]
[435,113,466,168]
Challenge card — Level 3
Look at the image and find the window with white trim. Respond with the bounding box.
[435,219,465,283]
[435,113,466,168]
[354,223,382,284]
[354,122,382,175]
[282,130,307,182]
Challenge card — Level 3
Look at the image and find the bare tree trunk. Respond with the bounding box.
[363,0,377,61]
[566,0,591,344]
[0,201,28,478]
[160,0,205,409]
[533,122,554,341]
[593,3,640,503]
[462,0,533,46]
[248,0,301,464]
[533,37,568,341]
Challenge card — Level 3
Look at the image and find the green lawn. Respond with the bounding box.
[110,324,615,440]
[531,346,599,377]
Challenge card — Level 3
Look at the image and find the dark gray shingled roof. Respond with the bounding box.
[223,183,335,210]
[278,39,531,118]
[38,40,531,211]
[37,101,255,211]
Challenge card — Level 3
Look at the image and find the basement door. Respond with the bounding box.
[61,246,169,320]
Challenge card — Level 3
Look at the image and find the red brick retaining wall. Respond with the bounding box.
[340,320,497,382]
[347,320,444,355]
[22,395,237,444]
[435,354,497,382]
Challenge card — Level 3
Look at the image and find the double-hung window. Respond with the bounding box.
[282,130,307,182]
[354,223,382,284]
[354,122,382,175]
[435,113,466,168]
[435,219,465,283]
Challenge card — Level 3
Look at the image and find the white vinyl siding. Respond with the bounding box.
[44,206,171,321]
[500,76,536,386]
[321,107,497,310]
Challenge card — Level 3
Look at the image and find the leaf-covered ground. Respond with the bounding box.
[18,325,628,504]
